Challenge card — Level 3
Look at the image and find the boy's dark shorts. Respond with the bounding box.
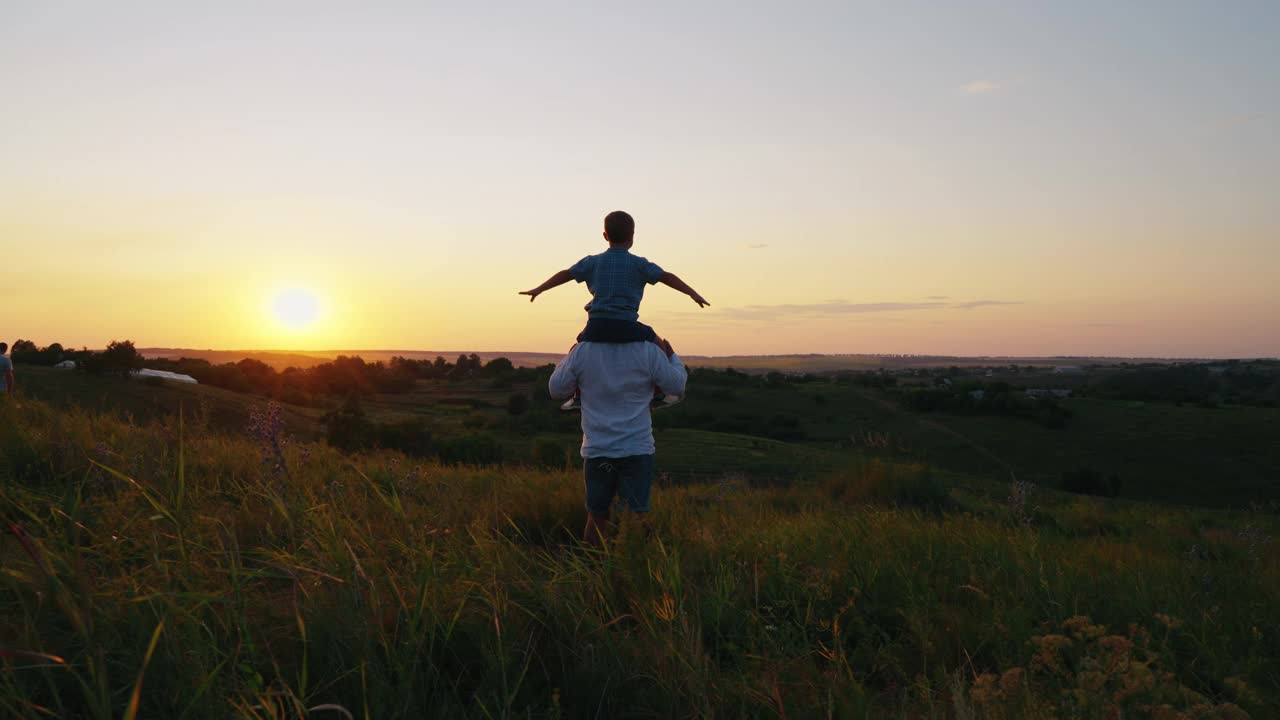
[583,454,654,514]
[577,317,658,343]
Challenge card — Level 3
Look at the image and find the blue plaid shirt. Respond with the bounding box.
[570,247,665,321]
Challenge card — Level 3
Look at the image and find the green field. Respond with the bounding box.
[18,364,1280,510]
[2,390,1277,718]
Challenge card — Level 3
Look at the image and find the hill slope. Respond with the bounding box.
[1,398,1277,717]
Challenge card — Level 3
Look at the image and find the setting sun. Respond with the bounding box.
[271,288,320,331]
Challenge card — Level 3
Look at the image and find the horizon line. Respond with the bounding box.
[132,346,1277,363]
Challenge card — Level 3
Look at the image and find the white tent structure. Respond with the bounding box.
[134,368,198,384]
[54,360,77,369]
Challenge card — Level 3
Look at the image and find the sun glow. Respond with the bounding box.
[270,288,321,331]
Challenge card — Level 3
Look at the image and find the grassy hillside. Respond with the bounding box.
[2,398,1277,718]
[16,366,323,437]
[18,365,1280,509]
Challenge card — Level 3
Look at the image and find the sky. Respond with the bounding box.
[2,1,1277,358]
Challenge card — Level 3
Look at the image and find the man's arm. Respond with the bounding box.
[658,272,709,308]
[548,345,580,400]
[651,341,687,397]
[520,269,575,302]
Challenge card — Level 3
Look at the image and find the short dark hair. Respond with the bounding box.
[604,210,635,243]
[0,342,7,353]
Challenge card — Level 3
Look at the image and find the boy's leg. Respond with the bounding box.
[562,337,584,410]
[578,318,657,344]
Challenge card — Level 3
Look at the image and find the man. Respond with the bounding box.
[548,336,687,547]
[0,342,13,399]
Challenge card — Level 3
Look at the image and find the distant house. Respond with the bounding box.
[134,369,198,384]
[1053,366,1084,375]
[1026,388,1072,399]
[54,360,77,369]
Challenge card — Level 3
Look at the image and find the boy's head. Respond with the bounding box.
[0,342,7,354]
[603,210,635,247]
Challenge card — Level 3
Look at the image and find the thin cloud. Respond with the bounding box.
[656,299,1020,326]
[745,243,769,249]
[951,300,1021,310]
[926,295,950,300]
[1225,113,1261,127]
[959,80,1000,95]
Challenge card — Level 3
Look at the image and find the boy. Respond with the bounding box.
[521,210,708,408]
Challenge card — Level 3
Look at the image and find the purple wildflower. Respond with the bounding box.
[248,402,291,481]
[1007,476,1036,527]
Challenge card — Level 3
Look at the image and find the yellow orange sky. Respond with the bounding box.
[2,3,1277,358]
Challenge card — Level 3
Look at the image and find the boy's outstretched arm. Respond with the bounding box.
[658,272,710,308]
[520,269,575,302]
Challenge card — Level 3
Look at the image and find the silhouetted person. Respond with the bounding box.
[522,210,708,408]
[549,337,687,547]
[0,342,13,399]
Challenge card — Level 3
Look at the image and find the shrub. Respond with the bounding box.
[80,340,144,376]
[323,397,376,451]
[532,437,572,469]
[372,419,432,455]
[822,461,950,513]
[1062,467,1121,497]
[436,433,504,466]
[507,393,529,416]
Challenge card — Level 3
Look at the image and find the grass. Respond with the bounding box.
[888,398,1280,507]
[21,365,1280,509]
[2,397,1277,718]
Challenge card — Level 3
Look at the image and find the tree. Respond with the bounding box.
[42,343,65,363]
[507,393,529,416]
[484,357,515,375]
[81,340,144,376]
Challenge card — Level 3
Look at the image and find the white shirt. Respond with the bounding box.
[548,342,687,458]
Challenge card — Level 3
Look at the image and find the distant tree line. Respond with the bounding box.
[9,339,74,366]
[10,338,145,375]
[146,353,549,406]
[1084,361,1280,408]
[10,338,553,407]
[894,381,1073,429]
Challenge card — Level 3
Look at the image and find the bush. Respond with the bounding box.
[80,340,144,376]
[507,393,529,416]
[323,397,376,452]
[822,461,951,513]
[532,437,573,469]
[436,433,504,466]
[1061,467,1121,497]
[891,470,952,513]
[371,419,432,456]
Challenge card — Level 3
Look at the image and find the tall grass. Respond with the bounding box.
[1,398,1276,718]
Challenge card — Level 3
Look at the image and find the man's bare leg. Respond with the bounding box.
[584,511,611,548]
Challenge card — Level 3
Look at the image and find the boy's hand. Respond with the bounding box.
[519,289,541,302]
[690,293,710,308]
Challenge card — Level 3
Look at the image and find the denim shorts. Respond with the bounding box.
[576,318,658,344]
[583,454,655,514]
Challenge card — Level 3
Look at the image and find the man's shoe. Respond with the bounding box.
[651,394,682,409]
